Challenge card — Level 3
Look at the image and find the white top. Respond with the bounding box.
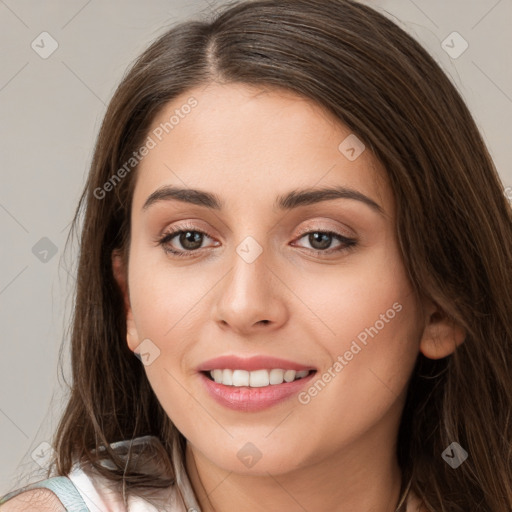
[66,436,201,512]
[63,436,425,512]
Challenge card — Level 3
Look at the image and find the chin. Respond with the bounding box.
[194,439,311,476]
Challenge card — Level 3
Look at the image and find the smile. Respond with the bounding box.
[199,369,317,412]
[206,368,313,387]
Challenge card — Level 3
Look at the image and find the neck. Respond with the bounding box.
[185,418,404,512]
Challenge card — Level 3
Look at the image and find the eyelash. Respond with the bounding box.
[156,222,358,259]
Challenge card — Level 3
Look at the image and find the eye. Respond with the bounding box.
[156,223,217,258]
[292,229,357,256]
[156,224,358,258]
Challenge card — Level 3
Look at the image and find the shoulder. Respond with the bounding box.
[0,488,66,511]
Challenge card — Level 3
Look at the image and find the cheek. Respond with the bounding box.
[290,239,417,352]
[299,301,420,448]
[291,244,421,425]
[127,258,204,426]
[128,247,210,343]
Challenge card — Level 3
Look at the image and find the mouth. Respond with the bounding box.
[201,368,316,387]
[196,355,317,411]
[198,365,318,412]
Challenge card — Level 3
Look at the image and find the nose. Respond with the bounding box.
[212,240,288,336]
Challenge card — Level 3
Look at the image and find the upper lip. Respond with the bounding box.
[197,355,316,372]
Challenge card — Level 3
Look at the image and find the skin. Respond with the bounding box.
[112,82,465,512]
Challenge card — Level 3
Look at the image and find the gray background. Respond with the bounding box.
[1,0,511,495]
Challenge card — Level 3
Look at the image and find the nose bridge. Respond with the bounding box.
[225,232,272,307]
[213,227,287,332]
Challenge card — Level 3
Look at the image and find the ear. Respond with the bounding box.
[419,301,466,359]
[112,249,140,353]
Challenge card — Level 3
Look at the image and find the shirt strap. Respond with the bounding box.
[0,476,89,511]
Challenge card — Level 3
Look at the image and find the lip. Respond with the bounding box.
[196,355,316,372]
[199,370,317,412]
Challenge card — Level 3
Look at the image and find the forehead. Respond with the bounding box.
[132,82,391,216]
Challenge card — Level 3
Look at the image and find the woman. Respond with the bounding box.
[2,0,511,510]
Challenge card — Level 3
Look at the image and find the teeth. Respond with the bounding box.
[208,369,311,387]
[222,369,233,385]
[284,369,296,382]
[249,369,269,387]
[269,368,285,385]
[232,370,249,386]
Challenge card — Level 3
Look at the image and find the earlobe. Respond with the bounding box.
[112,249,140,352]
[419,305,466,359]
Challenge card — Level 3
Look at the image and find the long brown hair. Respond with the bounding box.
[47,0,512,510]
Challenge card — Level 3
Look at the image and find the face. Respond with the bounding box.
[114,81,428,475]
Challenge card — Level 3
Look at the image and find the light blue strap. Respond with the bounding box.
[0,476,89,511]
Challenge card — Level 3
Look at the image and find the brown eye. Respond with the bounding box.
[306,232,335,250]
[157,223,217,258]
[175,230,204,251]
[294,230,357,255]
[157,225,357,259]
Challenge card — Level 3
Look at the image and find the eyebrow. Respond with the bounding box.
[142,185,384,216]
